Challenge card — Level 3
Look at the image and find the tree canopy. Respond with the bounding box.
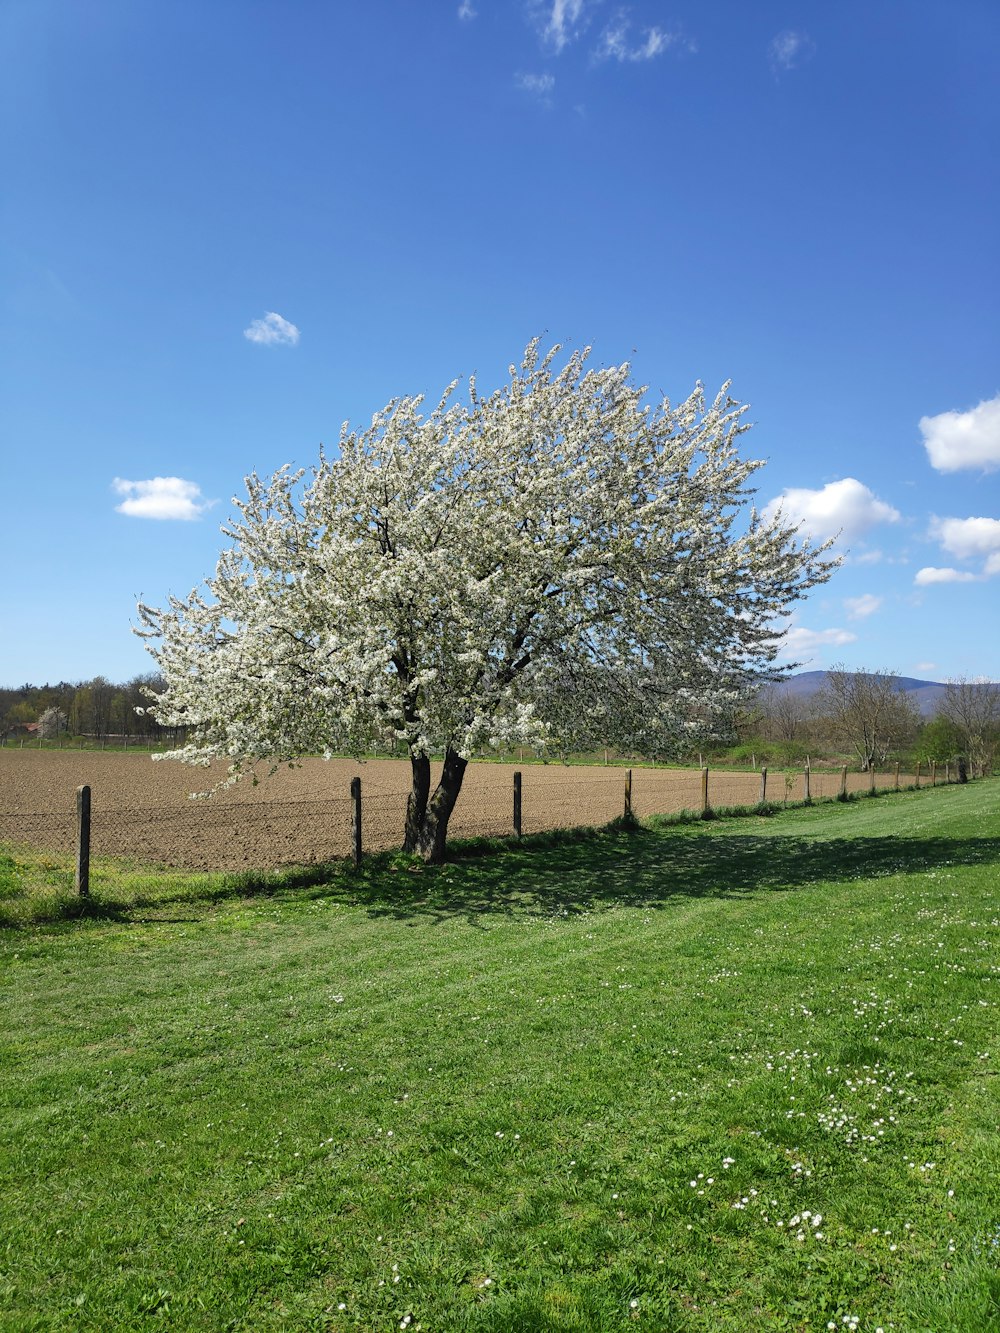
[819,665,920,771]
[938,677,1000,776]
[138,341,836,859]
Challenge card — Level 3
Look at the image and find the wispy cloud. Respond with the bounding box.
[243,311,300,346]
[457,0,476,20]
[914,566,979,586]
[762,477,900,545]
[596,16,679,63]
[920,394,1000,473]
[851,549,885,565]
[528,3,694,67]
[535,0,588,53]
[768,29,816,73]
[113,477,213,521]
[776,621,858,663]
[844,593,883,619]
[515,71,556,105]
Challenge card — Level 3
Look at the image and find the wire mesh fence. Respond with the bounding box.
[0,754,967,919]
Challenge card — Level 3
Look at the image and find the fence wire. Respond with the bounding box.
[0,761,959,913]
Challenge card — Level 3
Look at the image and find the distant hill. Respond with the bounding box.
[771,671,998,718]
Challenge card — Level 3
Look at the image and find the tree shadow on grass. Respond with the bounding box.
[345,822,1000,928]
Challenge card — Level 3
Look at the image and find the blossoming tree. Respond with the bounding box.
[138,342,836,861]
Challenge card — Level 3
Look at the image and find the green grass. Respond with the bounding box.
[0,843,343,930]
[1,782,999,1331]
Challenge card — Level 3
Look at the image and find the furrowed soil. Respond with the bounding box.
[0,750,909,872]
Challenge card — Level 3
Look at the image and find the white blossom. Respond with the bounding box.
[138,340,836,859]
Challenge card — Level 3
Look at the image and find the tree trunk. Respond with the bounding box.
[403,746,469,863]
[404,752,432,852]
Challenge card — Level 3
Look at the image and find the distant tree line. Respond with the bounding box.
[0,675,182,745]
[734,669,999,777]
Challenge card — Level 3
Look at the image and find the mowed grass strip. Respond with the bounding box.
[1,783,998,1331]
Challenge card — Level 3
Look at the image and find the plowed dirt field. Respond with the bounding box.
[0,750,894,871]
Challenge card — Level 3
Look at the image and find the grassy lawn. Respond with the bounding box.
[1,783,998,1331]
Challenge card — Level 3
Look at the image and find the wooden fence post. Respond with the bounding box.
[803,764,811,803]
[894,762,900,791]
[350,776,362,868]
[869,765,876,793]
[513,770,523,838]
[759,766,767,805]
[75,785,90,898]
[839,765,848,800]
[915,760,922,789]
[701,766,709,816]
[624,769,633,819]
[931,760,937,787]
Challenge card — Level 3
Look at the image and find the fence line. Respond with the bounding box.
[0,762,972,906]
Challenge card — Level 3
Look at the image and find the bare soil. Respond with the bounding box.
[0,750,909,871]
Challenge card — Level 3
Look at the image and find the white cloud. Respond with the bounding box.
[914,662,937,673]
[597,19,673,62]
[515,71,555,104]
[986,552,1000,577]
[530,3,693,64]
[920,394,1000,473]
[457,0,476,18]
[243,311,300,346]
[537,0,587,52]
[844,593,882,619]
[113,477,212,521]
[930,515,1000,561]
[774,621,857,662]
[768,29,816,72]
[914,566,979,586]
[762,477,901,545]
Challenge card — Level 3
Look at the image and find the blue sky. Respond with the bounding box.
[2,0,998,688]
